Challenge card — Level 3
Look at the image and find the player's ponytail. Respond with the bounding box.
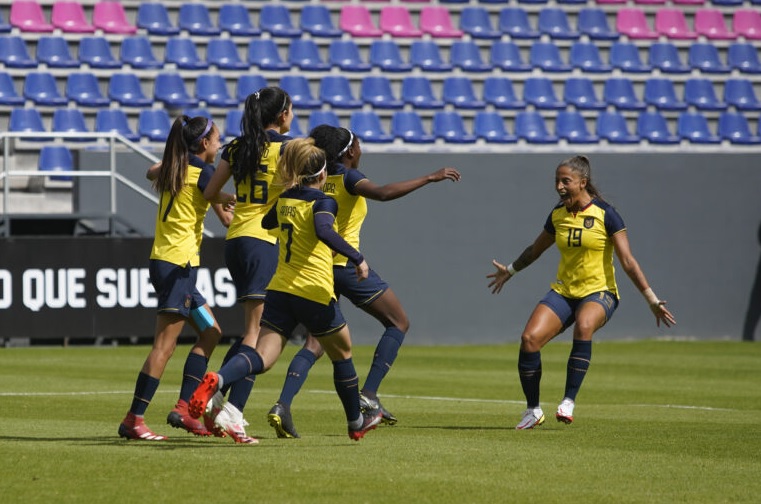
[558,155,604,202]
[278,138,327,188]
[155,115,212,196]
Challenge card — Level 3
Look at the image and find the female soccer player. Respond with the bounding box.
[487,155,676,430]
[118,116,235,441]
[199,87,293,443]
[267,126,461,438]
[189,138,383,441]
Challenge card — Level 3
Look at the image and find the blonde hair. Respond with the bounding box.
[277,138,327,188]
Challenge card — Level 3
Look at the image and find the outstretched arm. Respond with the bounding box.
[487,230,555,294]
[353,167,461,202]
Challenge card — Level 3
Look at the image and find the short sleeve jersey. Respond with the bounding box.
[150,155,213,267]
[544,199,626,299]
[266,187,339,305]
[321,164,368,267]
[222,130,290,243]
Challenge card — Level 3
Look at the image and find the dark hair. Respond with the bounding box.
[231,87,292,184]
[155,115,215,196]
[557,155,603,201]
[308,125,353,175]
[277,137,327,188]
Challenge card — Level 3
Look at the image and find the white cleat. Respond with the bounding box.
[516,407,545,430]
[556,398,575,425]
[214,403,259,444]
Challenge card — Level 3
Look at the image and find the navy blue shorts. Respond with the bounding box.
[149,259,206,317]
[539,289,619,332]
[225,236,278,302]
[333,265,389,307]
[261,290,347,337]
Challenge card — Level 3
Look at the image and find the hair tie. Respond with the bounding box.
[337,130,354,158]
[193,119,213,144]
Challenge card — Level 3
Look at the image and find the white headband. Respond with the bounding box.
[337,130,354,158]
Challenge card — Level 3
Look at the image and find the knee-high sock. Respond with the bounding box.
[218,345,264,389]
[130,372,160,416]
[227,375,255,412]
[333,358,361,423]
[362,326,405,395]
[564,340,592,401]
[179,352,208,403]
[220,338,243,396]
[278,348,319,406]
[518,351,542,409]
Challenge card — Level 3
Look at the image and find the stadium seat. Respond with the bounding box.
[66,72,109,107]
[684,78,726,111]
[340,5,383,37]
[9,108,46,140]
[718,112,761,144]
[688,43,730,74]
[538,8,580,39]
[498,8,540,39]
[727,43,761,74]
[95,109,139,142]
[490,41,531,72]
[92,1,136,34]
[610,42,651,73]
[733,10,761,41]
[361,76,403,109]
[597,111,640,143]
[474,111,517,143]
[79,36,120,69]
[655,9,698,39]
[578,8,619,40]
[0,11,11,32]
[391,111,435,143]
[523,77,565,110]
[450,41,492,72]
[597,0,628,4]
[288,39,330,71]
[569,42,611,73]
[0,72,24,106]
[616,9,658,39]
[320,76,362,109]
[196,74,237,108]
[178,4,220,36]
[0,36,37,68]
[183,107,212,121]
[37,36,79,68]
[483,77,525,109]
[224,109,243,138]
[460,7,501,39]
[649,42,690,73]
[300,5,342,37]
[637,112,679,144]
[207,38,247,70]
[308,110,341,132]
[644,78,687,110]
[39,145,74,182]
[556,111,599,143]
[369,40,412,72]
[380,6,423,37]
[432,111,476,143]
[563,77,606,110]
[402,76,444,109]
[136,3,179,36]
[410,40,452,72]
[329,40,371,72]
[52,108,89,141]
[24,72,67,106]
[694,9,736,40]
[604,78,646,110]
[121,36,163,69]
[724,79,761,111]
[420,6,463,37]
[350,111,394,143]
[237,75,268,102]
[279,75,321,109]
[442,77,485,109]
[165,37,208,70]
[138,109,172,142]
[10,1,54,32]
[515,111,558,143]
[219,4,260,36]
[108,73,151,107]
[154,73,199,108]
[288,115,304,138]
[530,42,572,72]
[51,1,95,33]
[248,39,290,71]
[710,0,743,5]
[677,112,720,144]
[260,4,301,38]
[673,0,705,3]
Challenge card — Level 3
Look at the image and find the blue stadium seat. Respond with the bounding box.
[196,74,237,108]
[154,73,199,108]
[410,40,453,72]
[563,78,606,110]
[603,78,646,110]
[718,112,761,144]
[724,78,761,111]
[688,43,730,74]
[308,110,341,132]
[490,41,531,72]
[329,40,372,72]
[474,111,517,143]
[432,111,477,143]
[121,36,163,69]
[556,111,599,143]
[610,42,651,73]
[538,8,580,39]
[649,42,690,73]
[79,36,120,69]
[460,7,501,39]
[207,38,248,70]
[523,77,565,110]
[224,109,243,138]
[66,72,109,107]
[727,43,761,74]
[678,112,721,144]
[320,76,362,109]
[288,115,304,138]
[597,111,640,143]
[236,75,268,102]
[443,77,486,109]
[369,40,412,72]
[52,108,89,141]
[515,111,558,143]
[451,41,493,72]
[0,35,36,68]
[108,74,151,107]
[683,78,727,111]
[301,5,342,38]
[637,112,679,144]
[643,78,687,110]
[136,3,179,36]
[248,39,290,71]
[139,109,172,142]
[9,108,46,140]
[24,72,67,106]
[37,36,78,68]
[530,42,572,72]
[578,8,619,40]
[288,39,331,71]
[0,72,24,106]
[361,76,403,109]
[350,111,394,143]
[570,42,611,72]
[218,4,260,37]
[391,111,435,143]
[260,5,302,38]
[165,37,208,70]
[498,8,540,39]
[401,77,444,109]
[178,4,220,36]
[183,108,212,121]
[39,145,74,182]
[95,109,139,142]
[483,77,525,109]
[279,75,321,109]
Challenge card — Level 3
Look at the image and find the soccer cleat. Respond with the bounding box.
[556,398,575,425]
[348,409,383,441]
[268,402,300,439]
[188,371,219,419]
[214,403,258,444]
[166,400,211,437]
[118,412,167,441]
[516,407,545,430]
[203,391,227,438]
[360,392,398,426]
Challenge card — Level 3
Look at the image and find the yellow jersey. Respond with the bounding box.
[321,164,368,267]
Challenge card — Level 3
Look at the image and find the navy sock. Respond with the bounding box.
[333,358,360,423]
[278,348,319,406]
[178,352,208,403]
[220,338,243,396]
[518,351,542,408]
[218,345,264,388]
[130,372,160,416]
[362,326,405,395]
[227,375,255,412]
[564,340,592,401]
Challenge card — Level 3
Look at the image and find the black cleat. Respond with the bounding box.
[348,409,383,441]
[267,402,300,439]
[360,393,398,426]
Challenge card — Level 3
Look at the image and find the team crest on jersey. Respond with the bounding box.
[184,296,192,309]
[584,217,595,229]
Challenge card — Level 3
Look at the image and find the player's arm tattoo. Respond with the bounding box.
[512,245,536,272]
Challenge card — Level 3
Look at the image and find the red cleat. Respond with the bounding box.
[188,372,219,419]
[166,400,211,437]
[118,412,167,441]
[348,410,383,441]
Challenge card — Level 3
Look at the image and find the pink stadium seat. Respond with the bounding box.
[734,9,761,41]
[695,9,736,40]
[380,6,423,37]
[93,1,137,34]
[419,6,463,38]
[339,5,383,37]
[673,0,705,4]
[616,9,658,39]
[10,1,54,32]
[655,9,697,40]
[52,1,95,33]
[634,0,666,4]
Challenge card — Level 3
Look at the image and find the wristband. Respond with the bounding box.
[642,287,660,306]
[506,263,517,275]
